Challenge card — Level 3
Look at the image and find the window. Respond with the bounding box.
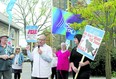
[9,28,15,39]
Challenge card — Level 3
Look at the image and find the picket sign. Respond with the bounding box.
[74,25,105,79]
[74,56,85,79]
[26,26,38,43]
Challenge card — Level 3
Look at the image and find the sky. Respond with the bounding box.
[0,2,6,12]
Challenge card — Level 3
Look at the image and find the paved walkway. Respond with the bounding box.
[12,62,115,79]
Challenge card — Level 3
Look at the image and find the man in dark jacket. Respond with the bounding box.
[0,35,14,79]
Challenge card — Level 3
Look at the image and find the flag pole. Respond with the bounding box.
[8,23,11,36]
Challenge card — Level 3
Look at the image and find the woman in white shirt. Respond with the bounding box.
[12,46,24,79]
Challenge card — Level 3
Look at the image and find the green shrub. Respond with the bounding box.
[112,71,116,77]
[90,44,116,76]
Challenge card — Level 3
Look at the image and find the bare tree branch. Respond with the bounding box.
[38,9,51,30]
[10,0,51,39]
[14,21,24,25]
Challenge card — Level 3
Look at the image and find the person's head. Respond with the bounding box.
[74,34,82,45]
[61,42,67,50]
[38,34,46,46]
[15,46,21,54]
[0,35,8,44]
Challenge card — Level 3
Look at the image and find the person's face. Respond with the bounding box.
[38,37,46,46]
[0,37,8,44]
[74,38,79,45]
[61,44,66,50]
[16,48,20,53]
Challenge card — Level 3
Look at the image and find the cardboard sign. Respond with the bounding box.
[77,25,105,60]
[26,26,38,42]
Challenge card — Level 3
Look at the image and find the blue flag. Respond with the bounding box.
[66,25,77,40]
[6,0,17,23]
[52,7,83,35]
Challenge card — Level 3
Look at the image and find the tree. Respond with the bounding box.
[41,28,64,48]
[69,0,116,79]
[1,0,51,39]
[14,0,51,38]
[41,28,52,46]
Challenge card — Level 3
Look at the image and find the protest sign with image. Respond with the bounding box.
[26,26,38,42]
[77,25,105,60]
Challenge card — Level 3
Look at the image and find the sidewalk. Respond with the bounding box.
[14,62,115,79]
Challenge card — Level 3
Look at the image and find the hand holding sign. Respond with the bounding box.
[72,66,78,73]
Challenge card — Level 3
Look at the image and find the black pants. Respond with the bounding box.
[14,73,21,79]
[51,67,57,79]
[12,69,22,79]
[57,70,68,79]
[72,71,90,79]
[32,77,48,79]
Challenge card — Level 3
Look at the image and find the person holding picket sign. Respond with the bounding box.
[69,34,91,79]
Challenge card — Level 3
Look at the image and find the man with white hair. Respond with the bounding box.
[0,35,14,79]
[26,34,53,79]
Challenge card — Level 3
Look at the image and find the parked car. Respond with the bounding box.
[24,55,31,62]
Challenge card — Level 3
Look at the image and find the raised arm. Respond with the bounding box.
[26,45,33,61]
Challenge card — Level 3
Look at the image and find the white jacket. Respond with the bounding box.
[27,44,53,78]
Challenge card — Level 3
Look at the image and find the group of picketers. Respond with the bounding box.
[0,34,91,79]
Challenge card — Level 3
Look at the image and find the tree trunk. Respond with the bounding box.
[105,30,113,79]
[105,45,111,79]
[104,0,112,78]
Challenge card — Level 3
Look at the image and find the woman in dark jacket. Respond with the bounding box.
[69,34,91,79]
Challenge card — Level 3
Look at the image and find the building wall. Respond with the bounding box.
[52,0,66,48]
[53,0,78,10]
[53,0,67,10]
[0,22,19,47]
